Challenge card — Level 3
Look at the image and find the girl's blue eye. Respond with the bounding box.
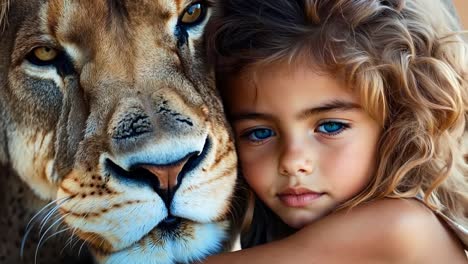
[246,128,275,142]
[316,121,348,135]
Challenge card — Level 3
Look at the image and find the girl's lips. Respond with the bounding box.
[277,188,323,207]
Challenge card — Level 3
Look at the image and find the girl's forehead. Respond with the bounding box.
[240,60,346,90]
[236,61,348,93]
[225,61,360,114]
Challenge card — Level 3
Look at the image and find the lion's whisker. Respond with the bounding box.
[59,198,91,255]
[61,226,80,255]
[42,226,73,249]
[20,196,72,258]
[34,213,70,264]
[38,204,62,238]
[78,232,96,257]
[67,205,96,255]
[24,196,70,233]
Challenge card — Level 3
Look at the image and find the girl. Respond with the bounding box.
[205,0,468,263]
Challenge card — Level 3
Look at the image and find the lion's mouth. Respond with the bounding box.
[158,215,182,230]
[87,218,185,255]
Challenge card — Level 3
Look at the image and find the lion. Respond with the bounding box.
[0,0,243,263]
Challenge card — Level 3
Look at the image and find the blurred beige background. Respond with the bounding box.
[454,0,468,28]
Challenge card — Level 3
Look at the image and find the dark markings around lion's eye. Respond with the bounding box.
[26,51,75,77]
[175,26,189,48]
[24,77,62,116]
[57,54,75,77]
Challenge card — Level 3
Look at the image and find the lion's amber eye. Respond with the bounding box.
[180,2,205,25]
[33,47,58,62]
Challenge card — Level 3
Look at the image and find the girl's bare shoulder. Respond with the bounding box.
[297,198,466,263]
[203,198,466,264]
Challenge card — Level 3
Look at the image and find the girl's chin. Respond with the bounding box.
[280,213,320,229]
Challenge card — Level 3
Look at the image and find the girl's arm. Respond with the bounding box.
[203,199,465,263]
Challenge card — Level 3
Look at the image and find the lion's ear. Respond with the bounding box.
[0,0,10,33]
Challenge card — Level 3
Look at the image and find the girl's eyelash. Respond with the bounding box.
[237,121,350,143]
[239,127,276,143]
[314,121,351,136]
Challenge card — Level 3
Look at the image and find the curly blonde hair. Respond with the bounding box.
[209,0,468,234]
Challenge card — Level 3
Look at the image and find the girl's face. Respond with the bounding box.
[225,62,382,229]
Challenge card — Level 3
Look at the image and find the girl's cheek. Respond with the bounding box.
[239,149,267,176]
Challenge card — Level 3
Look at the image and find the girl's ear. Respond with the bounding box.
[381,0,405,11]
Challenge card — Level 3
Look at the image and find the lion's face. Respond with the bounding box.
[0,0,237,263]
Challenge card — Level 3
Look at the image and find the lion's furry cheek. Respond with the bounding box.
[8,129,57,199]
[172,163,237,222]
[57,173,168,251]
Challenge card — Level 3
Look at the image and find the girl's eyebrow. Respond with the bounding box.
[296,100,361,120]
[230,112,276,123]
[230,100,361,123]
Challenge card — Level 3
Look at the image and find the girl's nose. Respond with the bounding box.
[278,145,313,177]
